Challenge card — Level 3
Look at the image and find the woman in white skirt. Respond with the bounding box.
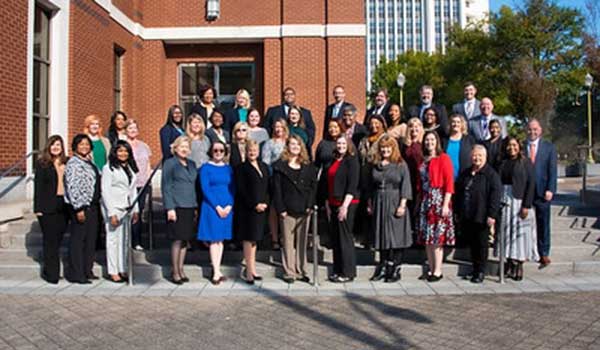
[497,137,538,281]
[101,140,139,283]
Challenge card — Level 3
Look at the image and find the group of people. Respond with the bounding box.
[33,81,557,286]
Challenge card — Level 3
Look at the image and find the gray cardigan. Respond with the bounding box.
[161,157,198,210]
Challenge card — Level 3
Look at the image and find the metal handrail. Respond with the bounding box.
[0,151,38,179]
[311,205,320,287]
[122,160,162,286]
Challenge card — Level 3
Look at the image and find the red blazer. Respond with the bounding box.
[427,153,454,194]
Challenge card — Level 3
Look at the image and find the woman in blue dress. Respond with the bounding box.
[198,141,235,285]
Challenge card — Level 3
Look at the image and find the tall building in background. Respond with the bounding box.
[366,0,489,88]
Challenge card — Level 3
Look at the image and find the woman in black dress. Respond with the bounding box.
[483,119,505,170]
[235,140,270,284]
[34,135,69,284]
[368,135,413,282]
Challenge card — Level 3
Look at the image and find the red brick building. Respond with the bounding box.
[0,0,366,185]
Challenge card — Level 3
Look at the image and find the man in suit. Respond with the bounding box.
[342,104,368,148]
[323,85,352,138]
[365,88,392,125]
[407,85,449,133]
[264,87,316,148]
[468,97,507,143]
[525,119,557,268]
[452,82,481,120]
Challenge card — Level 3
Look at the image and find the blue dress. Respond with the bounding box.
[197,163,235,242]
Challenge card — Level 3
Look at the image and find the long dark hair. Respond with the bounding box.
[108,111,128,144]
[501,136,524,161]
[38,135,67,167]
[166,105,184,128]
[108,140,139,176]
[422,131,444,157]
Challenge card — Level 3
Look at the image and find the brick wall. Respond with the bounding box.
[0,0,28,170]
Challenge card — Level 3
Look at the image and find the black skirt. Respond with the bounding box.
[167,207,197,241]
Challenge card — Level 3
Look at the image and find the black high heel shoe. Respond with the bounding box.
[369,263,386,282]
[514,262,524,281]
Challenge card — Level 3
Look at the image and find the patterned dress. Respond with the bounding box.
[416,161,455,246]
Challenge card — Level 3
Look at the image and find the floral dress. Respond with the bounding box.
[416,160,455,246]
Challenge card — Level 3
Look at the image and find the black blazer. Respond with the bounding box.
[235,161,270,210]
[190,102,219,126]
[455,164,502,224]
[498,158,536,208]
[323,101,352,138]
[229,143,244,168]
[264,104,316,147]
[407,102,449,135]
[271,160,318,215]
[205,127,231,145]
[443,135,476,175]
[33,161,64,214]
[224,107,245,133]
[365,102,392,126]
[328,155,360,202]
[349,123,368,149]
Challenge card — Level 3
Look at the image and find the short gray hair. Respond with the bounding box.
[342,104,357,116]
[471,144,487,157]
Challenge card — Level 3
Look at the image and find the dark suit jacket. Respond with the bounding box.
[452,99,481,120]
[468,114,507,143]
[264,104,316,147]
[349,123,368,149]
[34,161,65,214]
[455,164,502,224]
[159,124,184,161]
[365,102,392,126]
[224,107,246,133]
[407,102,449,135]
[524,139,557,201]
[190,102,219,126]
[323,101,352,138]
[205,127,231,145]
[229,143,244,168]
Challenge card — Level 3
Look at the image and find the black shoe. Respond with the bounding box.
[514,262,524,281]
[180,276,190,283]
[383,261,395,282]
[170,276,184,285]
[427,274,443,282]
[76,279,92,284]
[87,273,100,280]
[418,272,432,280]
[328,274,339,282]
[41,272,59,284]
[297,276,310,283]
[283,276,295,284]
[331,275,353,283]
[470,273,484,283]
[252,275,263,281]
[245,279,255,285]
[369,264,386,282]
[385,265,402,283]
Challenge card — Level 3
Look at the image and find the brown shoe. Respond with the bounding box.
[539,256,551,269]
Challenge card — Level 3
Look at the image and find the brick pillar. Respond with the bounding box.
[263,39,282,114]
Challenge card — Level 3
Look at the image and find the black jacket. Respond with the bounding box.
[327,155,360,203]
[229,143,244,168]
[455,164,502,224]
[33,161,64,214]
[443,134,476,175]
[190,102,219,126]
[365,102,392,126]
[349,123,368,149]
[271,160,318,215]
[407,102,449,135]
[323,101,352,138]
[498,158,535,208]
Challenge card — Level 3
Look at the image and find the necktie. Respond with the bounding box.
[530,143,536,163]
[466,101,473,118]
[482,119,489,140]
[333,105,340,118]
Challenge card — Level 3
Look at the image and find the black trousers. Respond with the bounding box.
[68,205,99,282]
[131,186,149,247]
[464,220,490,275]
[381,248,403,265]
[37,200,69,282]
[330,203,357,278]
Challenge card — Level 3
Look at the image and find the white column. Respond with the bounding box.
[425,0,435,53]
[440,0,445,53]
[402,0,407,52]
[48,0,70,140]
[366,0,372,92]
[393,0,398,56]
[411,0,416,51]
[384,0,389,59]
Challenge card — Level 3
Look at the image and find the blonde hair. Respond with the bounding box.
[245,139,260,156]
[404,117,424,145]
[83,115,103,135]
[271,119,290,139]
[186,113,206,140]
[450,114,468,135]
[170,135,191,155]
[234,89,251,109]
[232,121,249,144]
[280,135,310,165]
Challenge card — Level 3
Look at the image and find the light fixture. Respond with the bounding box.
[585,73,594,89]
[206,0,220,21]
[396,72,406,88]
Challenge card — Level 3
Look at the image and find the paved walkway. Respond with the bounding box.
[1,290,599,350]
[1,274,600,297]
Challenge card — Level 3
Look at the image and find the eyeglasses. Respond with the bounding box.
[213,149,225,154]
[237,129,248,132]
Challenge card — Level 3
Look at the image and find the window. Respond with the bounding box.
[33,5,51,152]
[113,47,124,111]
[179,63,255,116]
